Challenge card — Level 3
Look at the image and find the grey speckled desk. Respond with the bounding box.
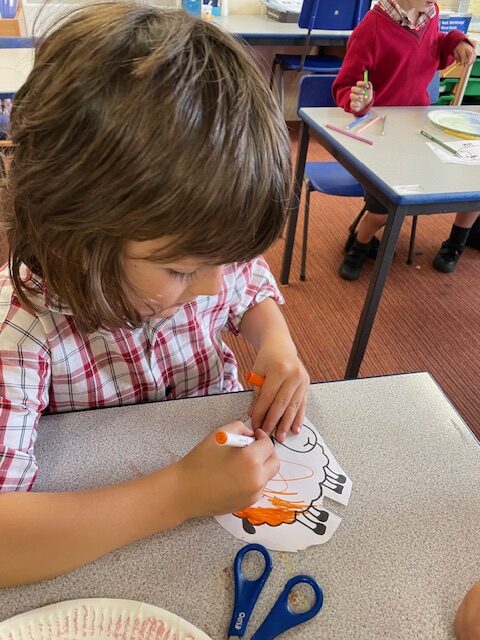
[1,372,479,640]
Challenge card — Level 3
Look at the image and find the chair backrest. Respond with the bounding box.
[427,73,440,104]
[298,74,337,112]
[299,0,369,31]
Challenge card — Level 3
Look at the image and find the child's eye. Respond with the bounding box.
[167,269,198,281]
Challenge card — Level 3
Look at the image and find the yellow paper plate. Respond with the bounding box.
[442,127,480,140]
[0,599,212,640]
[428,110,480,137]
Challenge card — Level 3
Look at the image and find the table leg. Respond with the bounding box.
[345,207,405,379]
[407,215,418,265]
[280,121,310,285]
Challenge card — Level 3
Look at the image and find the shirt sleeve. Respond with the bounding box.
[436,30,473,71]
[0,300,51,492]
[332,17,376,115]
[225,257,284,335]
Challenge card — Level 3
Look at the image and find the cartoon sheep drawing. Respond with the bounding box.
[234,422,348,537]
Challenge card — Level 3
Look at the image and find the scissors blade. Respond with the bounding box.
[250,575,324,640]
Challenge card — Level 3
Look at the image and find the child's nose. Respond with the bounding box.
[191,265,223,296]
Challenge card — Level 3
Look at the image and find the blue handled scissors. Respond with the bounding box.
[227,543,324,640]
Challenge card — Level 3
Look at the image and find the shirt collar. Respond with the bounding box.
[378,0,436,30]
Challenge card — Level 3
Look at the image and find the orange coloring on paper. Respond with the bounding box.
[235,497,308,526]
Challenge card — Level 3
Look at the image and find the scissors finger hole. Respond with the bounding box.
[240,550,266,581]
[287,582,318,614]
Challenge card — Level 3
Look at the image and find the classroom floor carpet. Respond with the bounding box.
[228,124,480,439]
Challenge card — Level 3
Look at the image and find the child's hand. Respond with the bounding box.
[174,422,279,518]
[453,41,476,67]
[350,81,372,113]
[248,346,310,443]
[454,581,480,640]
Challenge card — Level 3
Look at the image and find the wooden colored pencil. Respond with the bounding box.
[357,115,382,134]
[420,130,460,156]
[442,62,461,77]
[325,123,374,145]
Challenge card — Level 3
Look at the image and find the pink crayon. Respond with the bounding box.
[325,123,374,146]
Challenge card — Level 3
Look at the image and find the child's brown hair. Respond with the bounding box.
[2,3,291,332]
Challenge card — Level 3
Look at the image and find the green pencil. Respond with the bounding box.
[420,130,460,157]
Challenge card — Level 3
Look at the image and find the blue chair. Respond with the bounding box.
[270,0,369,114]
[297,74,365,280]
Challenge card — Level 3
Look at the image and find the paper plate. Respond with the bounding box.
[0,598,212,640]
[427,110,480,137]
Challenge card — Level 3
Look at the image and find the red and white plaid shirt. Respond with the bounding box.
[378,0,435,31]
[0,258,282,492]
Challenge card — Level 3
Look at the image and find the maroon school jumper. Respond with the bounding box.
[332,3,469,114]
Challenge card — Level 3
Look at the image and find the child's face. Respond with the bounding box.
[124,238,224,318]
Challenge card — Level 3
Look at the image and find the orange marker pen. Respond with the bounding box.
[215,431,255,447]
[246,371,265,387]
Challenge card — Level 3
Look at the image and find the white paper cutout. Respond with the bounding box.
[425,140,480,165]
[215,418,352,552]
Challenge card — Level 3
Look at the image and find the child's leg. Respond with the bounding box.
[433,211,480,273]
[465,215,480,250]
[355,212,388,244]
[340,192,387,281]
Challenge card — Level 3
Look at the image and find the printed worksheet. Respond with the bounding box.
[215,418,352,552]
[425,140,480,165]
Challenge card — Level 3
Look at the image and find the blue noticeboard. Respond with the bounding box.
[439,16,471,33]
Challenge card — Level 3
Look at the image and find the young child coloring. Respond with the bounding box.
[0,3,310,586]
[332,0,478,280]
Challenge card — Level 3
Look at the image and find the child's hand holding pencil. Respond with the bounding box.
[246,354,309,443]
[176,420,279,517]
[349,69,372,113]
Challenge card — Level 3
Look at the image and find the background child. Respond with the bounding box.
[0,3,309,586]
[332,0,478,280]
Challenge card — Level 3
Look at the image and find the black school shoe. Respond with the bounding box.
[433,241,464,273]
[339,239,374,280]
[345,231,380,259]
[465,227,480,250]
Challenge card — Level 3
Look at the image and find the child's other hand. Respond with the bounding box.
[350,81,372,112]
[454,581,480,640]
[454,41,476,67]
[248,347,310,443]
[175,422,279,518]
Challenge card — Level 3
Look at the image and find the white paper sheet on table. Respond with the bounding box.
[425,140,480,164]
[215,418,352,552]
